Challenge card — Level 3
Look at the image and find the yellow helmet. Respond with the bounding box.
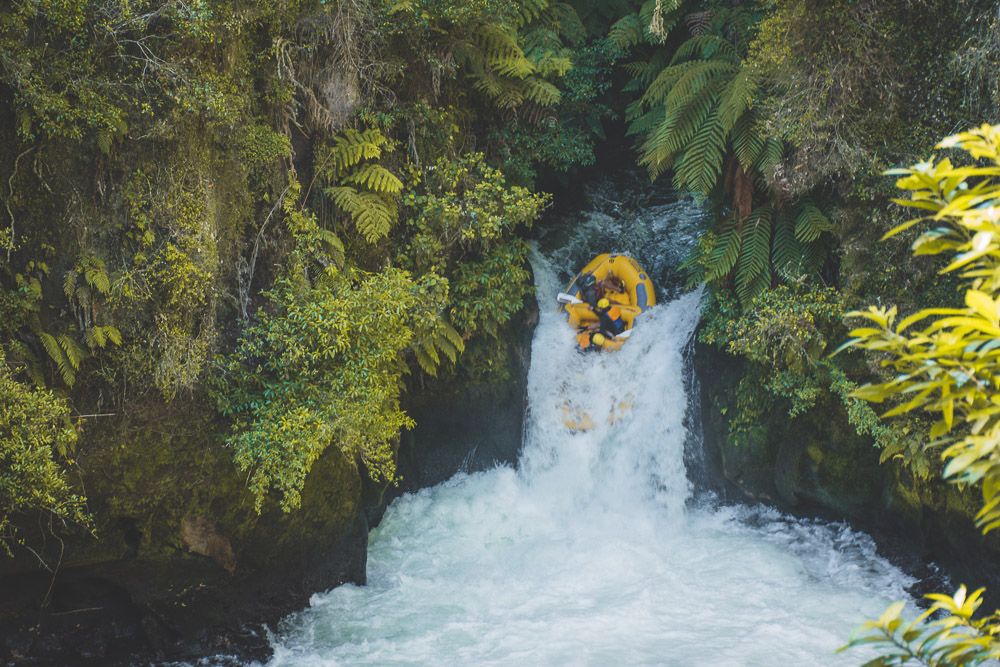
[592,332,607,346]
[597,298,610,309]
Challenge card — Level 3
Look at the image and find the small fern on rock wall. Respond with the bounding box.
[454,0,584,114]
[318,128,404,243]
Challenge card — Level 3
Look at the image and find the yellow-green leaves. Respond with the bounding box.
[842,124,1000,666]
[842,586,1000,665]
[0,351,90,556]
[212,269,428,513]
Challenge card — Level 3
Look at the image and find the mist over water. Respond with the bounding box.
[267,183,918,666]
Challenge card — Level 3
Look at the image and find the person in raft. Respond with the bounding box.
[578,273,602,307]
[576,330,608,351]
[597,273,624,295]
[592,298,625,337]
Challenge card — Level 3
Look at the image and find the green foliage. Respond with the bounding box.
[701,285,907,454]
[616,2,834,304]
[319,128,403,243]
[842,126,1000,532]
[211,269,422,513]
[842,125,1000,663]
[398,154,545,378]
[688,199,830,305]
[841,586,1000,666]
[0,352,90,555]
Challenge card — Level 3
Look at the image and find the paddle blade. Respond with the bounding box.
[617,329,633,339]
[557,292,583,305]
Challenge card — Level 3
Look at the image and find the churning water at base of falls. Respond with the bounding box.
[266,185,918,666]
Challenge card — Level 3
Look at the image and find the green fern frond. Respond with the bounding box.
[732,112,765,170]
[755,137,784,177]
[609,13,644,49]
[522,78,562,106]
[793,200,832,243]
[63,270,77,301]
[706,215,742,281]
[736,206,773,302]
[522,27,562,57]
[97,129,112,155]
[332,129,387,174]
[40,332,75,386]
[84,262,110,294]
[353,194,397,242]
[640,87,718,176]
[513,0,549,27]
[440,322,465,352]
[771,210,799,276]
[626,107,665,136]
[324,186,397,242]
[641,60,704,107]
[531,52,573,77]
[623,53,671,87]
[471,70,506,100]
[717,66,757,136]
[11,342,46,387]
[670,35,738,64]
[104,326,122,346]
[85,326,103,349]
[346,164,404,195]
[799,240,824,275]
[547,2,585,43]
[674,108,727,194]
[477,24,533,77]
[414,346,436,376]
[58,334,86,369]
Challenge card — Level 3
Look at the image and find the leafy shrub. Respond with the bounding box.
[0,353,90,555]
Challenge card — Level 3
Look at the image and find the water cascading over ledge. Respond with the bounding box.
[265,185,917,666]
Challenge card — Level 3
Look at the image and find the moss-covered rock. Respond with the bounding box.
[0,392,366,663]
[695,338,1000,604]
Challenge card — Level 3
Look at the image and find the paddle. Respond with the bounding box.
[556,292,582,304]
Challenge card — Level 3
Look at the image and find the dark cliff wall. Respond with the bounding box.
[694,339,1000,605]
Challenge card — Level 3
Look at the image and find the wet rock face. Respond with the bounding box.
[0,446,367,666]
[181,516,236,574]
[693,339,1000,606]
[367,302,537,526]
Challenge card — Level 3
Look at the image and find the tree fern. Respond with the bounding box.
[732,112,765,171]
[324,186,397,243]
[706,213,742,281]
[669,34,737,64]
[345,164,403,194]
[674,106,727,193]
[609,12,645,50]
[736,205,773,303]
[613,3,833,304]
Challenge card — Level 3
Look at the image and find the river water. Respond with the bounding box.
[265,180,918,666]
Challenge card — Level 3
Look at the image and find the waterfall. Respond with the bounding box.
[267,187,917,667]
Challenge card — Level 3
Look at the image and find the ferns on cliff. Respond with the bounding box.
[318,128,403,243]
[697,198,831,304]
[614,3,835,302]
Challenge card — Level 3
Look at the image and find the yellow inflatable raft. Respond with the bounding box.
[559,253,656,351]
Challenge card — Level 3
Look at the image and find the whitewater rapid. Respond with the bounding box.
[266,192,917,666]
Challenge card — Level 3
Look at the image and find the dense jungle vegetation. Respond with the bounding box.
[4,0,1000,662]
